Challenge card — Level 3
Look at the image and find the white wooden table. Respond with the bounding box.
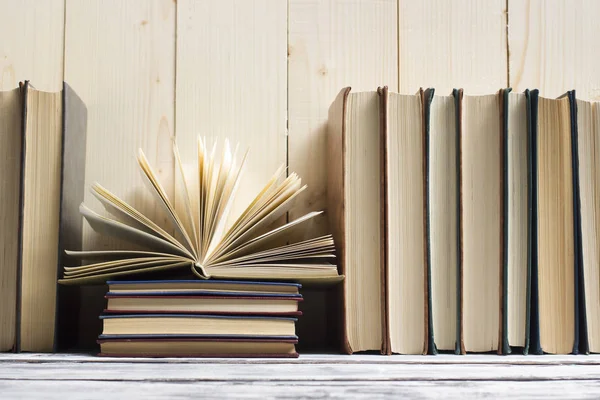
[1,353,599,399]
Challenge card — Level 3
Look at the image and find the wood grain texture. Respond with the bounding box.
[63,0,176,348]
[288,0,398,239]
[3,380,600,400]
[176,0,286,223]
[509,0,600,99]
[399,0,507,94]
[2,355,600,399]
[3,353,600,365]
[0,0,64,91]
[64,0,176,251]
[5,359,600,381]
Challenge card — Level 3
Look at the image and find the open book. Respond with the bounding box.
[58,138,342,285]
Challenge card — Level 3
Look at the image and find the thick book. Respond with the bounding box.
[458,89,503,354]
[423,88,460,354]
[106,279,301,295]
[96,337,299,358]
[99,314,297,337]
[5,82,87,353]
[380,87,428,355]
[527,89,582,354]
[501,88,530,354]
[574,97,600,354]
[103,293,303,315]
[0,87,22,352]
[327,87,386,354]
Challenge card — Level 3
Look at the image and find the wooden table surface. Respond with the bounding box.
[1,353,600,399]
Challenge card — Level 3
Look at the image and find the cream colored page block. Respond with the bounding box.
[0,89,21,351]
[429,95,457,351]
[399,0,507,94]
[509,0,600,99]
[387,94,425,354]
[507,93,528,346]
[64,0,176,250]
[345,92,382,352]
[576,100,600,352]
[461,95,501,352]
[176,0,286,224]
[0,0,64,91]
[536,97,574,354]
[20,91,62,351]
[288,0,397,238]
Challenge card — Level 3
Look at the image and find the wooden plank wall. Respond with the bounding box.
[1,0,598,349]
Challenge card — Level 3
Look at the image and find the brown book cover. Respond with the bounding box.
[97,337,299,358]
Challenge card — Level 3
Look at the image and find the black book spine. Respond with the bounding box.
[567,90,587,355]
[526,89,542,355]
[423,88,436,355]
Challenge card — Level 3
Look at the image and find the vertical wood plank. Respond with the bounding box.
[65,0,176,250]
[288,0,398,239]
[176,0,287,222]
[0,0,64,91]
[64,0,176,348]
[509,0,600,99]
[399,0,507,94]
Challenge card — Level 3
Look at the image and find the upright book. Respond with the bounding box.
[527,89,581,354]
[423,89,460,354]
[0,82,86,352]
[17,82,87,352]
[380,87,428,355]
[502,88,530,354]
[459,90,503,354]
[575,97,600,353]
[0,87,22,352]
[327,87,385,354]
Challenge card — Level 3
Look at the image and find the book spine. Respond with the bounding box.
[453,88,465,355]
[423,88,436,355]
[526,89,542,355]
[500,88,512,355]
[14,81,30,353]
[567,90,586,355]
[377,86,391,355]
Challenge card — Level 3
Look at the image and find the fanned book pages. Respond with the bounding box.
[58,139,341,284]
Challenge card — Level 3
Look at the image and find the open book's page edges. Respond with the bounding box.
[453,88,464,355]
[14,81,29,353]
[567,90,586,354]
[423,88,435,354]
[501,88,512,355]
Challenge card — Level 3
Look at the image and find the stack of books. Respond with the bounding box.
[97,279,303,358]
